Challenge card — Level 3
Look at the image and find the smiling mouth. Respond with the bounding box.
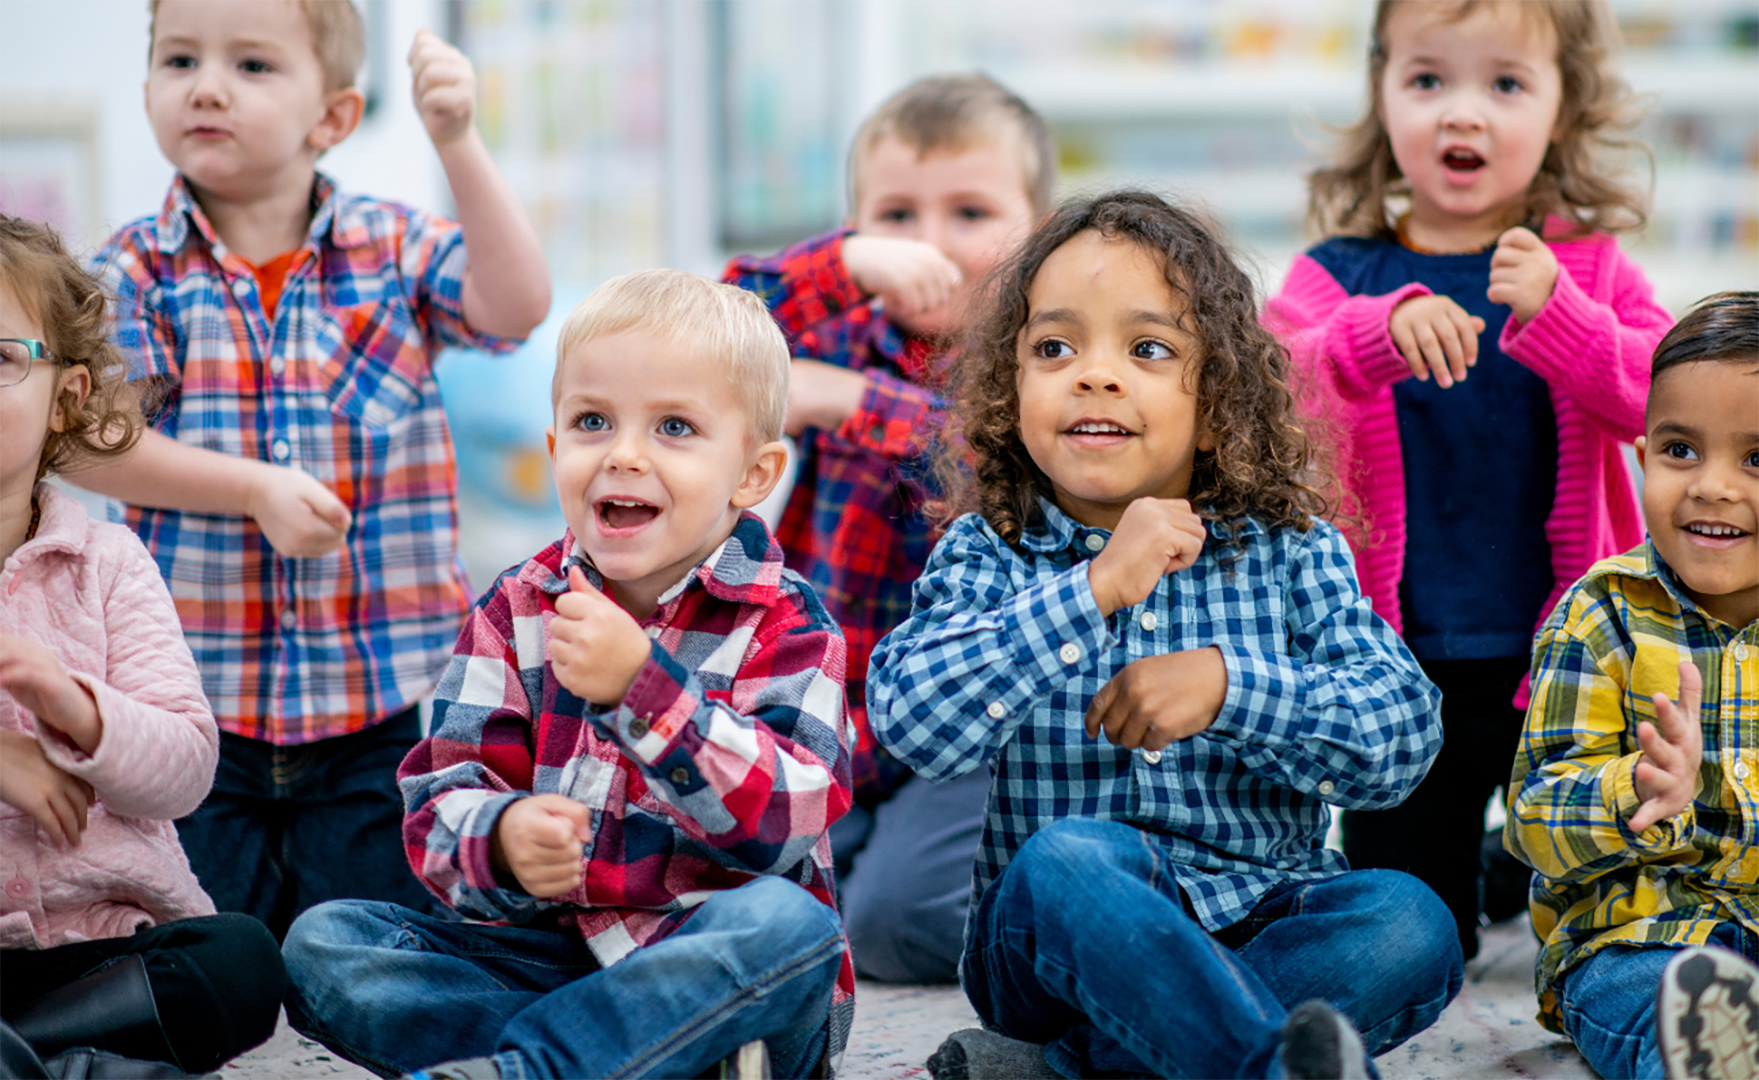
[1442,148,1486,173]
[1066,421,1133,436]
[597,498,659,530]
[1684,521,1751,540]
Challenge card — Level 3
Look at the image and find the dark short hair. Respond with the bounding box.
[1651,292,1759,385]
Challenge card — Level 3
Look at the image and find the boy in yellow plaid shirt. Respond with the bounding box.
[1505,291,1759,1080]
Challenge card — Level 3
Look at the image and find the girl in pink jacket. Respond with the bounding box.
[1264,0,1673,964]
[0,216,282,1075]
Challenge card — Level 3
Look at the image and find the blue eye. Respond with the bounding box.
[1745,449,1759,469]
[658,417,693,438]
[1132,340,1174,361]
[240,58,272,74]
[1492,75,1524,94]
[1412,72,1441,91]
[577,412,608,432]
[1663,441,1698,461]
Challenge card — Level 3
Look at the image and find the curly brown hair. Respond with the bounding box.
[1308,0,1649,241]
[0,215,146,481]
[937,190,1328,554]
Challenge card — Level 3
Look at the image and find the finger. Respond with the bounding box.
[50,792,80,848]
[71,783,89,835]
[1676,662,1703,724]
[1626,799,1658,835]
[1648,694,1687,755]
[1429,316,1468,384]
[1450,308,1480,371]
[34,802,68,848]
[1497,226,1539,252]
[1084,681,1116,738]
[567,566,604,600]
[1636,718,1678,773]
[1115,705,1155,751]
[1390,322,1428,381]
[1412,323,1453,388]
[407,28,438,65]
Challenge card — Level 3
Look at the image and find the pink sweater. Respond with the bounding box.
[0,484,217,948]
[1264,231,1673,705]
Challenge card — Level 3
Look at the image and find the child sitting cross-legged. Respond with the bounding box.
[281,271,855,1080]
[868,191,1463,1080]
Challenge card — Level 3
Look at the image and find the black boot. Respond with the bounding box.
[1,1018,51,1079]
[9,955,179,1069]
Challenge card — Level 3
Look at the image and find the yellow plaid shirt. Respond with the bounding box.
[1505,542,1759,1032]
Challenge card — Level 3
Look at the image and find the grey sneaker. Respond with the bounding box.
[1278,1000,1369,1080]
[926,1028,1057,1080]
[1658,946,1759,1080]
[401,1058,501,1080]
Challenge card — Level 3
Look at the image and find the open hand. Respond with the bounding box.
[841,235,963,330]
[409,29,477,146]
[1487,226,1559,324]
[785,359,868,436]
[491,794,592,897]
[246,465,351,558]
[1084,647,1227,750]
[0,636,100,754]
[1628,661,1704,835]
[0,730,93,848]
[549,567,651,706]
[1086,498,1207,617]
[1389,294,1484,389]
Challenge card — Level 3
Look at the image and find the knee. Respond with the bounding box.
[282,901,402,1007]
[737,878,841,956]
[1356,870,1464,1002]
[153,913,285,1059]
[1011,818,1128,883]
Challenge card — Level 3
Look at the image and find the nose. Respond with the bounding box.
[189,62,229,109]
[917,211,947,252]
[1439,93,1486,132]
[1685,457,1742,504]
[603,429,648,473]
[1073,357,1126,396]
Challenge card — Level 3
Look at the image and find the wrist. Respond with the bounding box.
[1087,563,1118,617]
[433,122,486,163]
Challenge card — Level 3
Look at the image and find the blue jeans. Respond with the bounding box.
[281,877,845,1079]
[1560,921,1757,1080]
[962,818,1463,1079]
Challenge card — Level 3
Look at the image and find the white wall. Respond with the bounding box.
[0,0,449,256]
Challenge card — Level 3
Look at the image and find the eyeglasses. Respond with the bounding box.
[0,339,63,389]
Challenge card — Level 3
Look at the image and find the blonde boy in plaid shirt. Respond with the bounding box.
[1505,292,1759,1080]
[76,0,548,936]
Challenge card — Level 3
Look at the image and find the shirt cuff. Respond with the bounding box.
[1343,285,1432,391]
[458,790,539,900]
[1208,644,1302,750]
[836,369,935,457]
[612,641,700,766]
[1499,263,1593,369]
[1000,563,1113,691]
[1604,752,1695,853]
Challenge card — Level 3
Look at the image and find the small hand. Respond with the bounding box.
[0,636,101,754]
[1487,226,1559,324]
[549,567,651,706]
[246,465,352,558]
[0,730,93,848]
[841,234,963,329]
[1389,294,1485,388]
[1628,661,1704,835]
[1083,646,1228,750]
[785,360,868,436]
[1086,498,1207,617]
[491,794,593,897]
[408,29,477,146]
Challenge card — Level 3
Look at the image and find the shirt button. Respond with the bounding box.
[986,701,1006,719]
[670,767,690,785]
[279,609,296,630]
[628,716,649,739]
[1736,762,1752,782]
[1084,534,1105,552]
[270,357,286,376]
[1142,749,1162,765]
[1058,643,1080,665]
[5,879,27,898]
[271,438,291,461]
[231,279,250,297]
[1317,780,1336,797]
[646,625,662,639]
[1140,611,1158,632]
[1736,643,1751,662]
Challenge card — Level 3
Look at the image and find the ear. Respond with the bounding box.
[1195,426,1216,454]
[50,365,93,434]
[1634,434,1647,474]
[730,440,789,509]
[545,424,557,462]
[308,86,366,153]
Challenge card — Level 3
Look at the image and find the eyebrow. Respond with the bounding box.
[155,33,285,52]
[1025,308,1081,333]
[1650,420,1700,440]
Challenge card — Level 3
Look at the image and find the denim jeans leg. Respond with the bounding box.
[281,900,599,1078]
[961,818,1293,1079]
[494,876,845,1080]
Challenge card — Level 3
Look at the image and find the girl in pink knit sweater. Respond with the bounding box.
[1264,0,1674,962]
[0,216,282,1075]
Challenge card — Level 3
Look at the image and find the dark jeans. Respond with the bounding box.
[963,818,1463,1079]
[831,769,989,984]
[1342,656,1531,960]
[175,706,447,940]
[0,913,284,1072]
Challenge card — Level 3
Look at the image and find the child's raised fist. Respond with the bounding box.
[1487,226,1559,325]
[491,794,593,898]
[1086,497,1207,618]
[1628,661,1704,835]
[549,567,651,706]
[841,234,963,329]
[244,465,352,559]
[408,29,477,146]
[1389,294,1484,389]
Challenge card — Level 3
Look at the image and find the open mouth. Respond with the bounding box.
[1064,420,1135,448]
[596,498,660,531]
[1683,521,1751,544]
[1442,148,1486,173]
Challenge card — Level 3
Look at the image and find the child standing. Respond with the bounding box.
[0,216,283,1075]
[1264,0,1675,960]
[1505,292,1758,1080]
[724,73,1050,984]
[869,192,1461,1080]
[282,271,854,1080]
[74,0,549,937]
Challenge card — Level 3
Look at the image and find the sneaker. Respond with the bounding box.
[926,1028,1057,1080]
[702,1040,771,1080]
[1658,946,1759,1080]
[402,1058,502,1080]
[1278,1000,1369,1080]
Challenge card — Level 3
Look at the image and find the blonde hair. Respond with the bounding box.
[149,0,366,92]
[850,73,1056,219]
[0,216,146,481]
[1308,0,1649,240]
[552,270,790,445]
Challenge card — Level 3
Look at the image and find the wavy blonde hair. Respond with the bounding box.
[1309,0,1650,240]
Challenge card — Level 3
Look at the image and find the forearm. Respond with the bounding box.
[440,127,551,338]
[67,429,264,517]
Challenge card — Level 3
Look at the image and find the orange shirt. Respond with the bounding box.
[248,249,304,322]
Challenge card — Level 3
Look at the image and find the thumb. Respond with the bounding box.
[1676,661,1703,727]
[568,565,604,601]
[1498,226,1537,250]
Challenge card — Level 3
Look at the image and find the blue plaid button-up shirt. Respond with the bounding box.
[868,500,1443,932]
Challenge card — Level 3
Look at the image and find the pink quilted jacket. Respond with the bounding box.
[0,483,217,948]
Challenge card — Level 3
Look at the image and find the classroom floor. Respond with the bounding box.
[223,916,1597,1080]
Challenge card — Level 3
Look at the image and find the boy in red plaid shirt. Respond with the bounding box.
[282,270,855,1080]
[724,73,1053,983]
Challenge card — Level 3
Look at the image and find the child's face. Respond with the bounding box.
[1637,360,1759,628]
[145,0,354,204]
[1379,1,1562,240]
[852,134,1037,337]
[1014,230,1211,531]
[547,331,784,615]
[0,282,88,508]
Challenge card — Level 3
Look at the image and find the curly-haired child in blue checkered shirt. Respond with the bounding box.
[868,191,1463,1080]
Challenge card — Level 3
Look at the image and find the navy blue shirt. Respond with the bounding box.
[1307,236,1557,661]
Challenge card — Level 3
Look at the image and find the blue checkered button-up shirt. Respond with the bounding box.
[868,500,1443,931]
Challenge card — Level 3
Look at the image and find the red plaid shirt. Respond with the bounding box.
[724,230,940,799]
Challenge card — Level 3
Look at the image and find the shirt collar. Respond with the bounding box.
[154,172,365,258]
[8,484,88,567]
[1639,538,1717,620]
[526,512,785,616]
